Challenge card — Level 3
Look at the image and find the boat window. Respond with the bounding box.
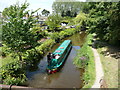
[60,47,64,49]
[55,50,61,53]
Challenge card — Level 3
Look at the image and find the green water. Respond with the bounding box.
[26,32,86,88]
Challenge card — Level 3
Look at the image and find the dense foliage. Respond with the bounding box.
[52,0,85,17]
[36,39,55,55]
[74,12,88,31]
[45,14,62,32]
[1,2,42,85]
[82,2,120,45]
[2,2,40,61]
[0,61,27,85]
[50,28,77,40]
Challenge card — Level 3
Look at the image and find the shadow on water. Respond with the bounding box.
[26,32,86,88]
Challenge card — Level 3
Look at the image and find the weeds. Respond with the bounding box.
[73,34,95,88]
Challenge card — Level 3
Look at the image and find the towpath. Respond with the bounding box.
[91,47,104,88]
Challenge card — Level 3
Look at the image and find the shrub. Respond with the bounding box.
[73,38,89,67]
[50,32,60,40]
[73,42,89,68]
[59,31,67,39]
[49,28,76,41]
[53,28,76,40]
[23,48,41,66]
[3,74,26,85]
[1,46,10,57]
[0,61,27,85]
[64,28,76,36]
[36,39,55,54]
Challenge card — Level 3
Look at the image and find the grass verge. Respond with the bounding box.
[73,34,95,88]
[97,47,118,88]
[82,46,95,88]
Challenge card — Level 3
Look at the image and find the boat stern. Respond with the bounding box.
[46,68,58,74]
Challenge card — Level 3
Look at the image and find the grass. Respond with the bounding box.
[82,34,95,88]
[73,34,96,88]
[97,47,118,88]
[82,46,95,88]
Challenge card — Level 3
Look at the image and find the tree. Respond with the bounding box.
[2,2,40,61]
[41,9,50,16]
[52,0,83,17]
[82,2,120,45]
[74,12,88,31]
[45,14,62,32]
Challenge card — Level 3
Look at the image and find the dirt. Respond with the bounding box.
[91,48,104,88]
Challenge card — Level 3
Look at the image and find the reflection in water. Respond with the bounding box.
[26,32,86,88]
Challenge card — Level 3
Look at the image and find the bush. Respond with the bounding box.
[73,42,89,68]
[36,39,55,55]
[64,28,76,36]
[0,61,27,85]
[3,74,26,85]
[52,28,76,40]
[23,48,42,66]
[48,28,77,41]
[50,32,60,40]
[1,46,10,57]
[59,31,68,39]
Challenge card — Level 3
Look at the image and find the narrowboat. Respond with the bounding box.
[46,40,72,74]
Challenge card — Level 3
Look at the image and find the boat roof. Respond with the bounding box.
[47,40,72,69]
[53,40,71,55]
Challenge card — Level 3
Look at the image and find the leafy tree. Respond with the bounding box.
[52,0,83,17]
[74,12,87,25]
[41,9,50,16]
[74,12,88,31]
[83,2,120,45]
[73,1,120,45]
[106,2,120,45]
[2,2,40,61]
[45,14,62,32]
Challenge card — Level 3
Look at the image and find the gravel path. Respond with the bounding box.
[91,48,104,88]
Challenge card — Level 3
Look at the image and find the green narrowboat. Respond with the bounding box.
[46,40,72,74]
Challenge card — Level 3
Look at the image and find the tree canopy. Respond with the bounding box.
[52,0,84,17]
[41,9,50,16]
[81,2,120,45]
[2,2,40,60]
[45,14,62,32]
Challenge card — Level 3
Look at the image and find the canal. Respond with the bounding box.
[26,32,86,88]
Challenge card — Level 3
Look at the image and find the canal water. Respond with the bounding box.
[26,32,86,88]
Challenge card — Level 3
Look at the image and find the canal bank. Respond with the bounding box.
[73,34,96,88]
[0,31,87,88]
[26,32,87,88]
